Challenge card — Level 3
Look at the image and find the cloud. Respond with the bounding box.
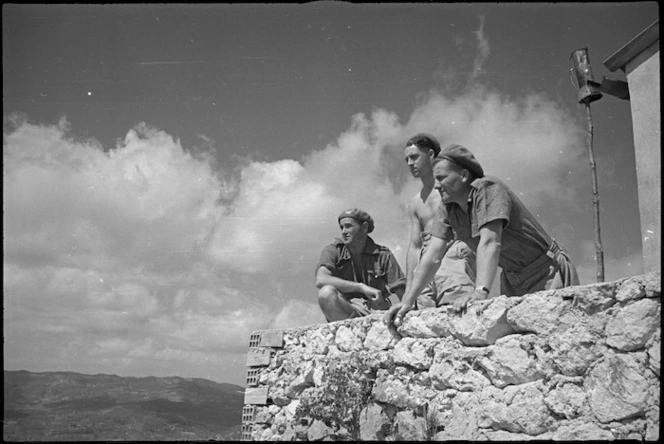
[471,15,490,81]
[3,19,593,384]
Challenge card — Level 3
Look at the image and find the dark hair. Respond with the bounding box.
[405,133,441,157]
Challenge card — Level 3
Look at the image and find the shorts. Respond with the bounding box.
[345,293,391,318]
[416,240,476,309]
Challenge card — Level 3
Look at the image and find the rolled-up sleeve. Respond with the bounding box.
[316,244,338,275]
[429,205,455,242]
[472,180,511,237]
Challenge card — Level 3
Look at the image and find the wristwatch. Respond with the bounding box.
[475,285,490,294]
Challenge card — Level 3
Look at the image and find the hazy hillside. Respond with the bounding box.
[3,370,244,441]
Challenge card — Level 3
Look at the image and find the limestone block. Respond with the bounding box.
[364,320,397,350]
[372,370,410,408]
[335,325,364,351]
[272,409,289,431]
[586,354,650,423]
[312,364,326,386]
[254,406,273,424]
[326,345,344,359]
[286,373,313,399]
[481,429,542,441]
[543,381,588,419]
[269,385,292,406]
[398,307,454,338]
[396,410,427,441]
[605,418,648,440]
[569,281,618,314]
[283,332,300,347]
[359,402,390,440]
[393,338,436,370]
[616,278,646,302]
[430,357,490,391]
[258,367,281,386]
[605,298,660,351]
[307,419,334,441]
[552,420,615,440]
[641,271,661,297]
[481,381,554,435]
[548,324,605,376]
[646,407,660,441]
[477,335,544,388]
[282,399,299,421]
[258,426,275,441]
[279,427,297,441]
[304,329,334,354]
[448,296,517,345]
[647,330,660,376]
[506,292,568,334]
[433,392,483,440]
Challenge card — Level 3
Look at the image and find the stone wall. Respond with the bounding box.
[242,272,660,441]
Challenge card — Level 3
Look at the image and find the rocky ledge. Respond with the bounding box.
[244,272,660,441]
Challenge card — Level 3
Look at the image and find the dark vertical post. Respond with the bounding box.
[584,103,605,282]
[570,48,605,282]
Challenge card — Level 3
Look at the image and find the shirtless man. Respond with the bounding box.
[403,134,476,308]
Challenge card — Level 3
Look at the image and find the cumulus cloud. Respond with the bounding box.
[3,17,625,384]
[3,77,594,383]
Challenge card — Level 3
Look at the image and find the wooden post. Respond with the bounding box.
[584,103,605,282]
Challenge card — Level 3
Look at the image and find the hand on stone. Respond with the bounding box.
[383,303,408,339]
[452,290,487,313]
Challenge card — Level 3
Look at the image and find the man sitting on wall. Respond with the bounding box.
[316,208,406,322]
[385,144,579,328]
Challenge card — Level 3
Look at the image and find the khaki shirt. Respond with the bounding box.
[430,176,553,273]
[317,236,406,299]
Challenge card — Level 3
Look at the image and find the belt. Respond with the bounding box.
[503,240,563,287]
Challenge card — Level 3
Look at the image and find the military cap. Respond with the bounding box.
[405,133,442,156]
[438,144,485,178]
[338,208,374,233]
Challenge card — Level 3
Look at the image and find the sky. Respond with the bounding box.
[3,3,659,386]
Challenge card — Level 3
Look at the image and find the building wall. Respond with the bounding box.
[241,272,660,441]
[626,42,661,273]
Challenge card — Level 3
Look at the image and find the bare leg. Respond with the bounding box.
[317,285,356,322]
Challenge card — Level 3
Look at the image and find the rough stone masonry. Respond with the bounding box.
[243,272,660,441]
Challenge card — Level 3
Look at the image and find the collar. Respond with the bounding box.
[445,177,485,211]
[334,236,381,259]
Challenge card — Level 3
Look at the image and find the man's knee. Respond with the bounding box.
[318,285,341,305]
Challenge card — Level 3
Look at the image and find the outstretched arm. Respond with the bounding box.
[452,219,503,311]
[384,236,449,328]
[404,202,423,296]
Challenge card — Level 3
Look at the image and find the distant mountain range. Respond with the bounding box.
[3,370,245,441]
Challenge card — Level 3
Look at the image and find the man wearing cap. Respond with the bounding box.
[385,144,579,328]
[403,133,477,308]
[316,208,406,322]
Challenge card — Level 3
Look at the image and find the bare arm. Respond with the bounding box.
[404,202,423,295]
[316,266,381,301]
[384,236,449,327]
[452,219,503,311]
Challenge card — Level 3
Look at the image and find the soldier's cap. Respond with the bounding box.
[338,208,374,233]
[438,144,485,178]
[405,133,441,156]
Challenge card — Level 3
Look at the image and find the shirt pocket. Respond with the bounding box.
[367,269,388,294]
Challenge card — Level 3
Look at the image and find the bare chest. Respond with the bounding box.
[413,192,442,231]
